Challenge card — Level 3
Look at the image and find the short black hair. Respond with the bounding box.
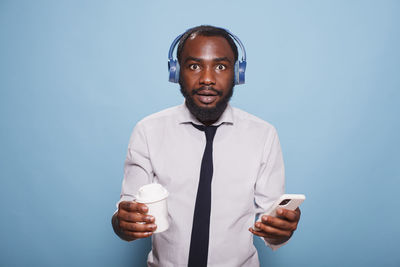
[176,25,239,64]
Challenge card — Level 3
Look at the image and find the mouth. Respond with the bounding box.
[196,94,218,105]
[193,87,221,105]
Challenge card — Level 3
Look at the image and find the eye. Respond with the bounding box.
[216,64,226,70]
[189,64,200,70]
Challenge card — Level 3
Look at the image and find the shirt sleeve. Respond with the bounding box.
[116,122,154,209]
[254,127,288,251]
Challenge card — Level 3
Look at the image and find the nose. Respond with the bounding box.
[199,66,216,85]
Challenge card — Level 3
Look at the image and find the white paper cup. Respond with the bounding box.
[135,183,169,233]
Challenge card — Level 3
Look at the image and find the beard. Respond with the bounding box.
[179,79,235,123]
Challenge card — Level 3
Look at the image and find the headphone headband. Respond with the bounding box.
[168,27,247,85]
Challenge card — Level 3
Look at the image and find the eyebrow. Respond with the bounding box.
[184,56,232,64]
[213,57,232,63]
[184,56,201,63]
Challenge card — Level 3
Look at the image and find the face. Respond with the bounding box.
[179,35,235,124]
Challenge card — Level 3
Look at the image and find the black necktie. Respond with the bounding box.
[188,123,219,267]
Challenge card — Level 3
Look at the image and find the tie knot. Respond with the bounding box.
[204,126,218,142]
[191,123,219,142]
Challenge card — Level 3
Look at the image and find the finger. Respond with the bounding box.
[253,222,292,239]
[261,215,297,232]
[249,227,285,239]
[249,227,265,237]
[119,201,149,214]
[122,229,154,239]
[276,208,300,222]
[117,209,155,223]
[119,220,157,233]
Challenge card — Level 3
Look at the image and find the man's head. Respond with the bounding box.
[177,25,239,125]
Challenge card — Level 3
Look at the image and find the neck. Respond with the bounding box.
[184,100,228,127]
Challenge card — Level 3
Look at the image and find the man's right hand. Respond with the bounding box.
[112,201,157,241]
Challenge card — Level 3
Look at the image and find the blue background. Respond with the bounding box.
[1,1,399,266]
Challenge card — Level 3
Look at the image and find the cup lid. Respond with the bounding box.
[135,183,169,203]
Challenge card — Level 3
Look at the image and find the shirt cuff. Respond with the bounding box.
[261,236,290,251]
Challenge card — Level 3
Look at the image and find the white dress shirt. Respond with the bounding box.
[117,103,286,266]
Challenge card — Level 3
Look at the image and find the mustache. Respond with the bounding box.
[191,86,223,96]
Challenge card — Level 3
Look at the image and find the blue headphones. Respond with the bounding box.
[168,28,247,85]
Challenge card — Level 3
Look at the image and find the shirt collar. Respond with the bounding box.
[177,102,234,126]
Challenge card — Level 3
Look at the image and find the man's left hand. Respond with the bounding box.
[249,207,301,245]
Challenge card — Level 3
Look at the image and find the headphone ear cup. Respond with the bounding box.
[168,59,180,83]
[234,61,239,85]
[174,61,180,83]
[234,60,246,85]
[236,60,246,84]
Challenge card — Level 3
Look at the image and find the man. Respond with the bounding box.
[112,25,301,266]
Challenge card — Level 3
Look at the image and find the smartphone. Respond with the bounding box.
[253,194,306,231]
